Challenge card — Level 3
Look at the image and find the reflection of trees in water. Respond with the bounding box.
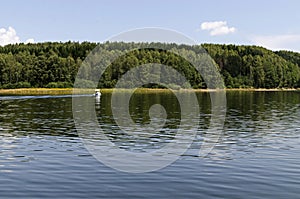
[0,97,76,137]
[1,92,298,158]
[96,91,183,152]
[99,91,300,155]
[211,91,300,160]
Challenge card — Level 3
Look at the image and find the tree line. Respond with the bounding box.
[0,41,299,89]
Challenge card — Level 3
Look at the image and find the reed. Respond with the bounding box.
[0,88,298,96]
[0,88,74,95]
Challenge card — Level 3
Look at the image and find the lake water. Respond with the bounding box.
[0,91,299,198]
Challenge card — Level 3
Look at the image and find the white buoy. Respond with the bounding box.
[95,89,101,98]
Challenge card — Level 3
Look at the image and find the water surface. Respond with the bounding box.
[0,91,299,198]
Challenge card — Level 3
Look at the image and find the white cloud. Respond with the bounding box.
[251,34,300,52]
[0,26,35,46]
[25,38,35,44]
[0,27,20,46]
[201,21,236,36]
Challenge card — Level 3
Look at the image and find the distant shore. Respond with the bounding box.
[0,88,299,96]
[0,88,74,95]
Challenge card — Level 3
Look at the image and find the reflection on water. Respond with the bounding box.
[0,91,299,198]
[96,92,183,152]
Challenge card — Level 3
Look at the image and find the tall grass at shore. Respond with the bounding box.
[0,88,74,95]
[0,88,299,96]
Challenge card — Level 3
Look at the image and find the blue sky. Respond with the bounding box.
[1,0,300,51]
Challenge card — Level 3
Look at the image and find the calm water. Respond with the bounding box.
[0,91,299,198]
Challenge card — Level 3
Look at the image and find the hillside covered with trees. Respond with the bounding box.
[0,42,299,89]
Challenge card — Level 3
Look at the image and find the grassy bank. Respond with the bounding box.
[0,88,74,95]
[0,88,299,96]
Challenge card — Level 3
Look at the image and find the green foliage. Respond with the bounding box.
[74,79,97,88]
[45,82,73,88]
[0,81,31,89]
[202,44,300,88]
[0,42,299,89]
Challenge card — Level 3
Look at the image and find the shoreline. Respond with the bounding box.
[0,88,299,96]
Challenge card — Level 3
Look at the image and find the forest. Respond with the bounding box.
[0,41,299,89]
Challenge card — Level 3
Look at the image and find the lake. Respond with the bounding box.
[0,91,299,198]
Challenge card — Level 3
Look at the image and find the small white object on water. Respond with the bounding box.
[94,89,101,98]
